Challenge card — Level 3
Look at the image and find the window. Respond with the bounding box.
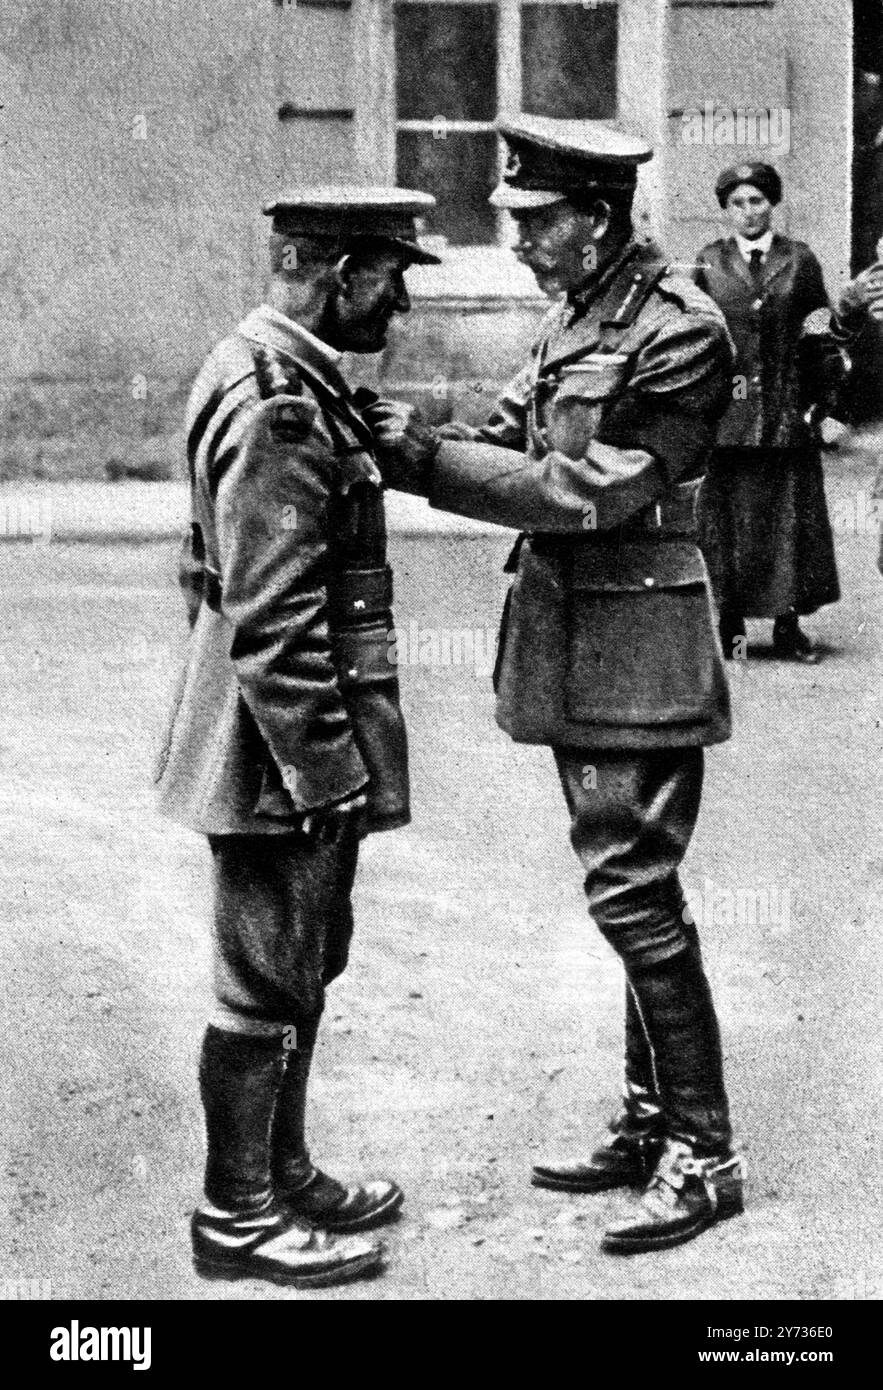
[394,0,619,247]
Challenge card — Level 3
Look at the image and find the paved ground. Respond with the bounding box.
[1,453,881,1302]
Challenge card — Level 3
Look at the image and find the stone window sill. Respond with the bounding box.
[407,245,547,305]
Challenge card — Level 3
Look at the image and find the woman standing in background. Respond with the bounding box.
[694,163,848,663]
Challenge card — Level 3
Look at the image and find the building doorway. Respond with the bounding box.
[850,1,883,419]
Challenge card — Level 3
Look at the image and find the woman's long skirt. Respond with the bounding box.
[697,446,840,618]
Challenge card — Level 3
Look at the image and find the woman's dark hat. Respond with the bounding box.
[715,162,783,208]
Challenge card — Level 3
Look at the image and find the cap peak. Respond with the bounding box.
[496,115,653,166]
[262,186,436,217]
[490,114,652,209]
[263,186,440,266]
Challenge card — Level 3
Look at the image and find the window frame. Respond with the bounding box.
[388,0,620,298]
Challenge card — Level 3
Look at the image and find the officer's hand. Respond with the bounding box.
[360,396,433,453]
[301,790,368,843]
[355,392,417,438]
[372,417,440,494]
[837,263,883,323]
[352,391,438,491]
[352,388,426,448]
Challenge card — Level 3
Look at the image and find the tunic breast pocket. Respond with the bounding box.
[545,355,630,458]
[564,541,721,726]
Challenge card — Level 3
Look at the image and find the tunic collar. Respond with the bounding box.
[237,304,350,399]
[260,306,344,367]
[542,239,668,370]
[236,304,379,457]
[725,233,790,290]
[735,229,774,262]
[566,238,644,320]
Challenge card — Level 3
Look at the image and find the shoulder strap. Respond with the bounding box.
[246,339,378,476]
[538,260,670,378]
[251,342,303,400]
[596,258,669,353]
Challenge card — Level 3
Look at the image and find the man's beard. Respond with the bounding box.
[323,299,392,352]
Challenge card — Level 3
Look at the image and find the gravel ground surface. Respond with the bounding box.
[1,453,881,1301]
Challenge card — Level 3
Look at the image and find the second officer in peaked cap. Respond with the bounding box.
[489,113,652,206]
[371,117,747,1254]
[262,186,442,264]
[156,187,441,1288]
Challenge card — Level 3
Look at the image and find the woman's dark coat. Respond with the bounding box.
[694,234,843,617]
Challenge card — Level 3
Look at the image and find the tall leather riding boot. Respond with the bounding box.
[271,1020,404,1233]
[602,940,744,1252]
[622,980,662,1131]
[271,1034,315,1191]
[200,1026,285,1212]
[192,1026,382,1286]
[625,936,732,1155]
[531,981,663,1194]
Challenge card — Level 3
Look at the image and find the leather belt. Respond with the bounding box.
[201,564,393,621]
[618,510,697,540]
[530,513,696,558]
[622,478,700,537]
[529,480,699,556]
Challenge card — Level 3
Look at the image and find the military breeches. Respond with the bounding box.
[554,747,732,1151]
[553,748,703,970]
[207,826,359,1034]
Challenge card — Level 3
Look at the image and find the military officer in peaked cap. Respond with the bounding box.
[372,117,746,1253]
[155,188,440,1286]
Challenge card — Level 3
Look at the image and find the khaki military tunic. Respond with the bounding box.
[428,239,735,750]
[155,305,409,836]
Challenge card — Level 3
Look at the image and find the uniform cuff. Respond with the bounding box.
[258,742,369,816]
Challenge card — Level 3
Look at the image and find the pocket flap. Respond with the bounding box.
[554,354,631,404]
[570,539,707,592]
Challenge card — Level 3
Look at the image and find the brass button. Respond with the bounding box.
[644,577,655,588]
[347,666,358,679]
[353,599,366,610]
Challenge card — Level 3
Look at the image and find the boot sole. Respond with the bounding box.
[602,1196,744,1255]
[531,1172,644,1194]
[192,1246,383,1289]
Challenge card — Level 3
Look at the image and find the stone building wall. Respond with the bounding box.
[0,0,859,479]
